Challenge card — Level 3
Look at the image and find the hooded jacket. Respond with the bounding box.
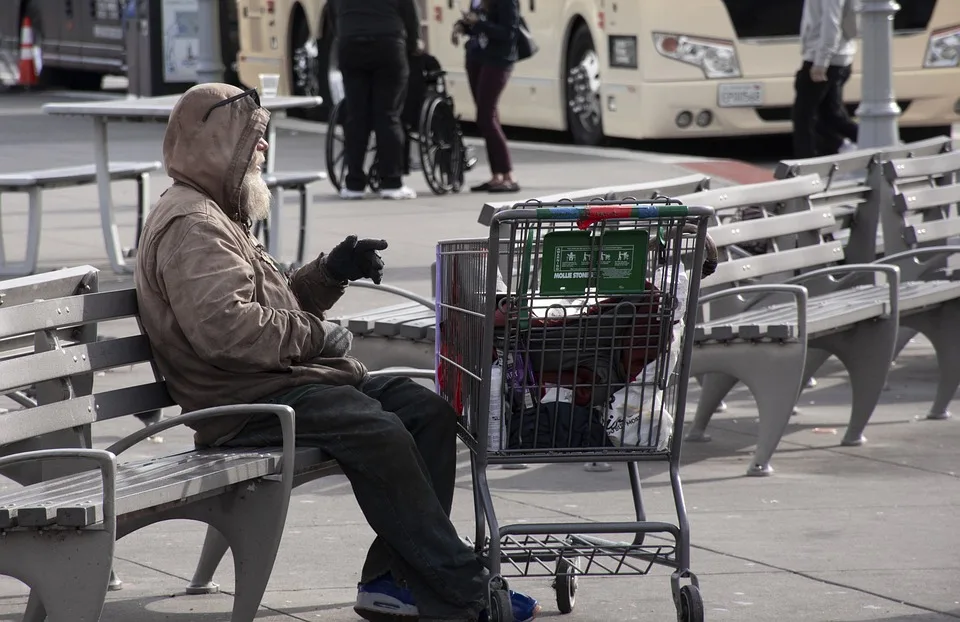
[135,83,367,447]
[801,0,860,68]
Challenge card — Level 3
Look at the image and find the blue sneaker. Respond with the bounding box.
[354,573,419,620]
[478,590,541,622]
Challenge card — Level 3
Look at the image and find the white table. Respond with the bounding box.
[42,94,323,274]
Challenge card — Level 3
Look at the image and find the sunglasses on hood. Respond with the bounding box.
[201,87,262,123]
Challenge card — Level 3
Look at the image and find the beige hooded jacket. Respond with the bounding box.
[135,83,367,446]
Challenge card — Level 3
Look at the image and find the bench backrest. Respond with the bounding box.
[0,268,175,483]
[774,136,957,263]
[477,173,711,226]
[669,174,855,319]
[882,149,960,278]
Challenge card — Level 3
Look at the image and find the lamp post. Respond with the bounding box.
[856,0,901,148]
[194,0,225,84]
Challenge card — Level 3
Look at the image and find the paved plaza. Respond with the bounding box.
[0,91,958,622]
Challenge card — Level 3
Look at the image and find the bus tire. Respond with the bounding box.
[565,23,603,146]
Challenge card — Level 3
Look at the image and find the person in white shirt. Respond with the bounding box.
[792,0,861,158]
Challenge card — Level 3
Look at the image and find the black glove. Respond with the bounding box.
[325,235,389,284]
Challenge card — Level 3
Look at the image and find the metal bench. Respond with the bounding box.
[251,170,328,268]
[879,149,960,419]
[669,175,902,475]
[0,161,162,277]
[0,266,339,622]
[327,175,714,373]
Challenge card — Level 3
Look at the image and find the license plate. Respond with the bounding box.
[718,83,763,108]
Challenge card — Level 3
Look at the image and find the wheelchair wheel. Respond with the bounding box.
[418,96,463,195]
[324,101,348,192]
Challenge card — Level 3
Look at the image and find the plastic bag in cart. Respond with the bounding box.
[604,384,674,451]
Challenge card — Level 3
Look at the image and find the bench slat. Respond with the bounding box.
[339,302,426,334]
[17,451,281,527]
[905,216,960,246]
[0,335,153,393]
[708,208,836,248]
[886,150,960,180]
[0,290,138,341]
[673,174,825,213]
[0,161,161,189]
[373,309,437,337]
[0,383,175,447]
[898,280,960,312]
[894,183,960,213]
[709,242,844,286]
[398,317,437,340]
[263,171,326,187]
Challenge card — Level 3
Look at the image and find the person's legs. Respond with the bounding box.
[820,64,859,144]
[221,381,487,620]
[791,60,830,159]
[340,40,375,194]
[370,37,411,193]
[474,64,514,188]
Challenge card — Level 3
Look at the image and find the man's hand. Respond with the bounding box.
[463,11,479,26]
[325,235,389,285]
[810,65,828,83]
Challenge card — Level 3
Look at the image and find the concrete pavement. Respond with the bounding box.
[1,91,959,622]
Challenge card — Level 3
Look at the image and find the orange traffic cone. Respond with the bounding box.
[18,16,38,88]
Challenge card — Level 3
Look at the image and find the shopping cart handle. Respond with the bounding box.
[534,204,689,228]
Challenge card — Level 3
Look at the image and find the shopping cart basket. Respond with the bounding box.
[436,198,715,622]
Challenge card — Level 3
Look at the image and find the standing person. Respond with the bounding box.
[791,0,861,159]
[333,0,420,200]
[454,0,521,193]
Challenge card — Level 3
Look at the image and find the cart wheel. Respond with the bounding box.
[489,589,515,622]
[324,101,348,192]
[554,557,579,614]
[419,96,462,195]
[676,585,704,622]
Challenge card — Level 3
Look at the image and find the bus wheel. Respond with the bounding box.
[289,12,322,120]
[565,24,603,146]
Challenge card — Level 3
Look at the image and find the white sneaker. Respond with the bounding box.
[379,186,417,200]
[339,188,365,200]
[838,138,858,154]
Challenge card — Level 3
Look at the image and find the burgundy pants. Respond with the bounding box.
[466,56,513,175]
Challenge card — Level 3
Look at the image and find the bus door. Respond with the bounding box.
[511,0,565,128]
[75,0,124,74]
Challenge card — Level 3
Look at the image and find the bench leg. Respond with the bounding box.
[186,526,230,594]
[4,529,114,622]
[901,303,960,420]
[297,185,308,267]
[134,172,151,251]
[811,316,899,447]
[689,341,807,476]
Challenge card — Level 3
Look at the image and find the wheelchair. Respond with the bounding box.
[325,53,476,196]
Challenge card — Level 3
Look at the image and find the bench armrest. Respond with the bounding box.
[873,245,960,266]
[699,284,810,343]
[106,404,296,484]
[0,448,117,533]
[784,264,901,319]
[368,367,436,380]
[351,281,435,310]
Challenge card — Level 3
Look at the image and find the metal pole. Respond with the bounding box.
[194,0,224,84]
[856,0,901,148]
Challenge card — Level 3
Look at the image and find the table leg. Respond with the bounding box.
[92,117,131,274]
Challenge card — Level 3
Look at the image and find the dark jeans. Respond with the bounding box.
[340,37,409,191]
[466,56,513,175]
[791,61,859,159]
[222,376,487,619]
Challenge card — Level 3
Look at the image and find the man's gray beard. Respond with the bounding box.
[240,169,272,223]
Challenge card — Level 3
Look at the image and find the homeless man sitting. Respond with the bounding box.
[133,83,540,622]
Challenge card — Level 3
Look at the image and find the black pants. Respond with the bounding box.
[339,36,409,191]
[791,61,859,159]
[221,375,487,619]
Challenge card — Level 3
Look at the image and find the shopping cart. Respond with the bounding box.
[436,198,714,622]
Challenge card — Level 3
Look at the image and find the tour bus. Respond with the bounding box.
[0,0,240,90]
[235,0,960,145]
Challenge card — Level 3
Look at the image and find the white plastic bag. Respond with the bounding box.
[604,384,673,451]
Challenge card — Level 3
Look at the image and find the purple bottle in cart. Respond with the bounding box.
[500,350,536,469]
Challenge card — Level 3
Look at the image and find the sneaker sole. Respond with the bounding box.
[353,606,420,621]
